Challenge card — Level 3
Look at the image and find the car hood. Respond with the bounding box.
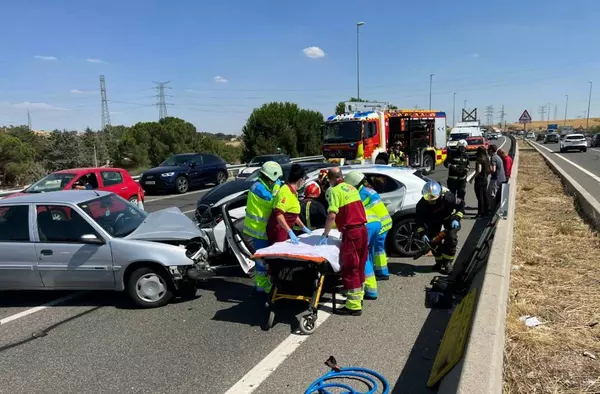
[239,166,259,175]
[144,166,184,175]
[198,179,253,205]
[125,207,204,241]
[2,192,27,199]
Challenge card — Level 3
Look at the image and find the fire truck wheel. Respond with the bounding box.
[422,155,434,174]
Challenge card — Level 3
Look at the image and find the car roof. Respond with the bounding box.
[566,133,585,137]
[306,164,421,179]
[54,167,125,174]
[0,190,112,205]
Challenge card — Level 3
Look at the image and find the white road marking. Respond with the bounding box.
[0,291,86,326]
[531,141,600,183]
[224,298,340,393]
[144,188,211,203]
[592,148,600,153]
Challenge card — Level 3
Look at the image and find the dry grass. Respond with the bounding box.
[509,117,600,130]
[504,144,600,394]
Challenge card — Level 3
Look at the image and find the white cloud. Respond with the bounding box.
[213,76,228,83]
[34,55,58,61]
[12,102,70,111]
[86,58,108,64]
[303,46,325,59]
[470,53,480,58]
[70,89,97,94]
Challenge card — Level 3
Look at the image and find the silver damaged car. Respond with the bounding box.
[0,190,213,308]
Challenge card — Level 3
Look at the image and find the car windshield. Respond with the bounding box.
[466,138,484,145]
[25,173,76,193]
[450,133,470,141]
[323,121,362,143]
[247,166,292,182]
[566,135,584,140]
[78,194,147,238]
[160,155,193,167]
[249,155,290,165]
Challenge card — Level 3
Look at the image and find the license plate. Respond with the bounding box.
[145,181,155,185]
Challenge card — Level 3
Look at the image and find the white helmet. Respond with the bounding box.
[457,139,468,149]
[259,161,283,182]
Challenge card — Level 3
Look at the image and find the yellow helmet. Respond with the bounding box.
[345,171,365,188]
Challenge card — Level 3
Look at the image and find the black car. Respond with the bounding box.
[544,134,559,144]
[536,133,545,141]
[140,153,229,194]
[591,133,600,147]
[195,161,333,224]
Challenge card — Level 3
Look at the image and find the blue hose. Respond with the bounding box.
[305,367,390,394]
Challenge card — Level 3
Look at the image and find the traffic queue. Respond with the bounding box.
[243,160,466,316]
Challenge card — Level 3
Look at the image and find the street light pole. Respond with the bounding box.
[429,73,434,110]
[564,94,569,126]
[586,81,593,131]
[452,93,456,126]
[356,22,365,101]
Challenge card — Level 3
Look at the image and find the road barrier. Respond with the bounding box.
[0,155,325,198]
[527,141,600,231]
[437,135,518,394]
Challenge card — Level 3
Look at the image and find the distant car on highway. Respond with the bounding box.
[591,133,600,147]
[536,133,545,141]
[0,190,213,308]
[559,133,587,153]
[463,136,488,159]
[140,153,228,194]
[236,154,292,180]
[199,165,433,264]
[5,167,145,205]
[525,132,535,140]
[544,133,559,144]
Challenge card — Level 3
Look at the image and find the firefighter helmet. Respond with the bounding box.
[259,161,283,182]
[345,171,365,188]
[457,139,468,150]
[422,181,443,202]
[303,181,321,198]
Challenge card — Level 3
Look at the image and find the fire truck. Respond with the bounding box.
[322,107,448,174]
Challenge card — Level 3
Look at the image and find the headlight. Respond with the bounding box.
[161,172,175,177]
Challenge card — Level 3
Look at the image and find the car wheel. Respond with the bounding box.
[422,155,434,174]
[127,266,173,308]
[50,209,66,221]
[176,176,189,194]
[216,170,227,185]
[389,217,425,257]
[128,196,138,204]
[583,148,587,152]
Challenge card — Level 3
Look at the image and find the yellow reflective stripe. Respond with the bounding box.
[417,227,425,233]
[380,222,392,233]
[306,200,312,229]
[246,212,268,223]
[366,214,379,223]
[455,211,464,219]
[442,253,455,260]
[434,256,443,261]
[242,225,267,240]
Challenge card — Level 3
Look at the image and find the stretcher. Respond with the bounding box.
[252,229,342,335]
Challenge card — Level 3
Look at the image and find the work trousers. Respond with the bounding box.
[427,224,459,268]
[364,221,382,299]
[487,179,501,214]
[340,225,369,311]
[447,179,467,201]
[374,230,389,278]
[474,180,488,216]
[252,238,272,293]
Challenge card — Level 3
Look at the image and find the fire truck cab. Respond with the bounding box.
[322,109,447,174]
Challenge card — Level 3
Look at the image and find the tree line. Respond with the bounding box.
[1,99,385,187]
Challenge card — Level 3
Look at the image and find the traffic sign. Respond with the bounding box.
[519,110,532,124]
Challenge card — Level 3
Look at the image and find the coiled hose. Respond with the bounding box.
[304,366,390,394]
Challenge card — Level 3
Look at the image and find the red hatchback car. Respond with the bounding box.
[6,167,145,204]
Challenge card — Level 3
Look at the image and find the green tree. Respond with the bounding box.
[335,98,398,115]
[0,132,39,185]
[44,130,85,172]
[241,102,324,162]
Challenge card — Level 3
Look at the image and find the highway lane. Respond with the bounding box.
[0,138,510,393]
[530,140,600,203]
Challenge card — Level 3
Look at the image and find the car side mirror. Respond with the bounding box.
[80,234,104,245]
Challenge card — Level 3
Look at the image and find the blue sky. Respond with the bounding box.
[1,0,599,133]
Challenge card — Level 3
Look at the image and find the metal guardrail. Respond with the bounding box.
[0,155,325,198]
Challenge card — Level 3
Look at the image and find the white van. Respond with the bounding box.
[447,122,484,148]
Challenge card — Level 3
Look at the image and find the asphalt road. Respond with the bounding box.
[0,137,510,394]
[530,140,600,201]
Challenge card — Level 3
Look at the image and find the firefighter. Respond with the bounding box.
[267,163,311,245]
[443,139,470,200]
[319,167,369,316]
[316,169,330,210]
[415,180,465,274]
[345,171,392,299]
[243,161,283,293]
[298,181,327,230]
[389,141,406,166]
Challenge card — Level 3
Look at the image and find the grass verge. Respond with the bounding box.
[504,144,600,393]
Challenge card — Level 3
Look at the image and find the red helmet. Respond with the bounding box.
[318,169,328,184]
[304,182,321,198]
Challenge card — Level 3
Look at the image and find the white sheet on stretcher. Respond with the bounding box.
[252,228,342,272]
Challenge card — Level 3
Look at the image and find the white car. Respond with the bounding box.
[559,133,587,153]
[198,165,431,273]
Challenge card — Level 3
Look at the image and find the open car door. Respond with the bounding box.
[221,193,256,275]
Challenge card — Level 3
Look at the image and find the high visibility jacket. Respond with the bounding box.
[327,182,367,230]
[358,185,392,234]
[389,151,406,166]
[243,179,276,240]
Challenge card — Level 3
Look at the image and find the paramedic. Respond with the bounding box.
[243,161,284,293]
[443,139,470,200]
[298,181,327,230]
[345,171,391,300]
[415,180,465,274]
[319,167,369,316]
[267,163,311,245]
[389,142,406,166]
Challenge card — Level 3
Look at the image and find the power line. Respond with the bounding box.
[498,105,506,127]
[153,81,172,120]
[484,105,494,125]
[538,105,547,121]
[553,104,558,121]
[100,75,111,130]
[27,109,32,130]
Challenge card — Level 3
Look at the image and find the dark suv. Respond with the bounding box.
[544,133,559,144]
[591,133,600,147]
[141,153,229,194]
